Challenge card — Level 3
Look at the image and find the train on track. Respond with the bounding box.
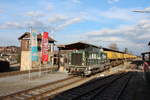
[58,42,137,76]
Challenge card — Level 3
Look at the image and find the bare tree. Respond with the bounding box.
[108,43,119,50]
[124,48,128,53]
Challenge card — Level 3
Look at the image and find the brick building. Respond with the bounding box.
[0,46,20,64]
[18,32,56,71]
[0,46,20,54]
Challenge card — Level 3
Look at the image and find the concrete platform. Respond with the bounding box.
[107,62,150,100]
[112,71,150,100]
[0,71,68,97]
[133,72,150,100]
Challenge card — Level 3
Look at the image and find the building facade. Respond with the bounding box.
[0,46,20,54]
[0,46,20,64]
[18,32,56,71]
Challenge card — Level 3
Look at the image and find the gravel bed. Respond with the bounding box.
[50,72,128,100]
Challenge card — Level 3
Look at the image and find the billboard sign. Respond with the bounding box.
[41,32,49,61]
[31,32,38,61]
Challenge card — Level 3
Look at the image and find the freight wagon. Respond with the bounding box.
[103,49,124,67]
[103,48,136,67]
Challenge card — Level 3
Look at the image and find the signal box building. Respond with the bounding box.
[18,32,56,71]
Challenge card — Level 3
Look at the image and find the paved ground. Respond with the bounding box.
[117,71,150,100]
[133,72,150,100]
[49,61,150,100]
[133,73,150,100]
[126,60,150,100]
[97,61,150,100]
[1,61,150,100]
[0,62,130,98]
[0,71,68,97]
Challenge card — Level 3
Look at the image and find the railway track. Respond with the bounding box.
[86,72,133,100]
[0,63,132,100]
[49,72,133,100]
[0,61,129,78]
[0,67,58,78]
[0,62,121,78]
[0,76,84,100]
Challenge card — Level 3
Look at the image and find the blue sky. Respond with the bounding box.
[0,0,150,55]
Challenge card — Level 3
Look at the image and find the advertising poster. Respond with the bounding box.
[41,32,49,62]
[31,32,38,61]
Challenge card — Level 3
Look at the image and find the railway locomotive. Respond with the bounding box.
[58,42,136,76]
[67,44,109,76]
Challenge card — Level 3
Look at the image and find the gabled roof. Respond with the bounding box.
[58,42,101,50]
[18,32,56,42]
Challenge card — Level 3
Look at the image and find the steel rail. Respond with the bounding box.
[114,72,134,100]
[0,76,79,100]
[0,67,58,78]
[70,72,130,100]
[47,73,128,100]
[87,72,132,100]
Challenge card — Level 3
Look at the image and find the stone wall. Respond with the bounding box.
[20,51,31,71]
[20,51,54,71]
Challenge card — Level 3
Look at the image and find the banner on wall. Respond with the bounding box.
[31,32,38,61]
[41,32,49,61]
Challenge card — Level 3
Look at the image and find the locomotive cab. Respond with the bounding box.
[67,47,108,76]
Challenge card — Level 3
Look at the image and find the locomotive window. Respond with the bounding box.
[71,53,82,66]
[89,54,92,59]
